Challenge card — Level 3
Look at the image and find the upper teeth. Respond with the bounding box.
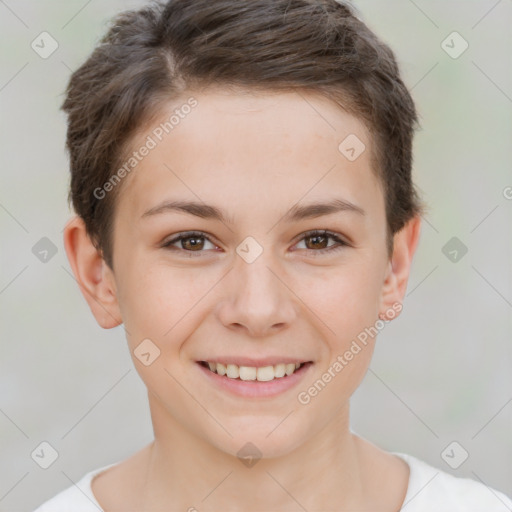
[206,362,302,381]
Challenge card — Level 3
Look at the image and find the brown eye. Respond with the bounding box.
[294,230,348,255]
[162,231,217,256]
[304,233,329,250]
[180,236,205,251]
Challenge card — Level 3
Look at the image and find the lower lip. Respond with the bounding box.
[196,362,313,398]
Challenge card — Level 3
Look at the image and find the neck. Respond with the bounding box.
[141,394,368,511]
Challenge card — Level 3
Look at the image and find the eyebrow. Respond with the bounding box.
[141,198,365,223]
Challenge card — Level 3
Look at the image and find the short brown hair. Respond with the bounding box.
[62,0,424,269]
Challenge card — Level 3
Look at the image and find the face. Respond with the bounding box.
[94,88,402,458]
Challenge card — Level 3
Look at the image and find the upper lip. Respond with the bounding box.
[198,357,312,367]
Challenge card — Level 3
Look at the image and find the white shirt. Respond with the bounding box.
[33,452,512,511]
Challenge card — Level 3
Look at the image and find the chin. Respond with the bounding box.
[209,419,309,462]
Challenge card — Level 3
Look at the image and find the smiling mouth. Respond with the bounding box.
[198,361,312,381]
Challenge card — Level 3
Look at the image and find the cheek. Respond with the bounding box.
[297,268,382,409]
[117,262,218,349]
[301,259,384,336]
[116,265,206,398]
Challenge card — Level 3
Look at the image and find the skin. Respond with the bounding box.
[64,87,421,511]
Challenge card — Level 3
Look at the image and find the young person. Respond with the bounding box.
[35,0,512,510]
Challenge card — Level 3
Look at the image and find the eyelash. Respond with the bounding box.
[161,230,349,257]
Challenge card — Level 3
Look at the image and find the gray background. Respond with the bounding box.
[1,1,511,510]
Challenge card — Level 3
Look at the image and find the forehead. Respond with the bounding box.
[115,88,383,223]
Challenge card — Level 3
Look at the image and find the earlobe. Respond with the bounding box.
[63,216,122,329]
[378,216,422,319]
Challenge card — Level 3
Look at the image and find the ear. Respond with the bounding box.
[63,216,122,329]
[378,215,422,319]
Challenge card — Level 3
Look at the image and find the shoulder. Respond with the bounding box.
[33,463,118,512]
[395,452,512,512]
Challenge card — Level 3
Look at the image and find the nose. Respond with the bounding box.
[215,250,298,338]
